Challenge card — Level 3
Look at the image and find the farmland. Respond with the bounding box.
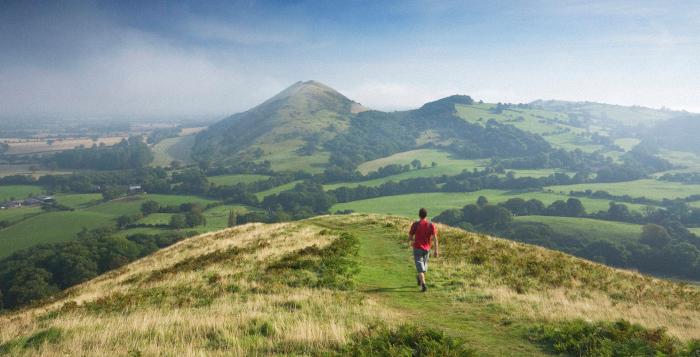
[151,135,196,167]
[2,136,127,155]
[0,185,44,201]
[546,179,700,201]
[208,173,270,186]
[330,189,649,218]
[514,215,643,245]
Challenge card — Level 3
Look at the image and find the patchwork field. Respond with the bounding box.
[255,180,303,199]
[546,179,700,201]
[0,164,71,178]
[0,185,44,202]
[0,211,114,258]
[331,189,649,218]
[2,136,127,155]
[454,103,603,152]
[515,216,643,245]
[208,174,270,186]
[356,149,487,175]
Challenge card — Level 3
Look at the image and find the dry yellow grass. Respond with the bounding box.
[0,221,396,356]
[2,214,699,356]
[422,221,700,341]
[3,136,128,155]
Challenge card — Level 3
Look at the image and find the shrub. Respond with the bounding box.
[527,319,700,356]
[339,324,475,356]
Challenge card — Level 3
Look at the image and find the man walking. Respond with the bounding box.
[409,208,439,292]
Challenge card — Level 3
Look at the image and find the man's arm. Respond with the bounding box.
[432,233,439,257]
[408,233,415,246]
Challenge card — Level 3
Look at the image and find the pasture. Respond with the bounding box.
[54,193,103,209]
[0,185,44,201]
[0,164,71,177]
[255,180,302,199]
[546,179,700,201]
[208,174,270,186]
[356,149,487,175]
[3,136,127,155]
[330,189,649,218]
[514,216,643,245]
[0,210,114,258]
[0,206,43,225]
[151,135,196,167]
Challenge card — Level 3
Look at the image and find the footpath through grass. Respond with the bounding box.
[313,217,547,356]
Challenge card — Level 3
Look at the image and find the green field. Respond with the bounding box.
[0,206,43,225]
[690,228,700,236]
[208,174,270,186]
[454,103,603,152]
[257,139,330,173]
[357,149,487,175]
[200,204,254,230]
[515,215,643,244]
[54,193,103,209]
[0,211,114,258]
[137,212,173,225]
[0,193,220,258]
[547,179,700,201]
[151,135,196,167]
[0,185,44,202]
[614,138,641,151]
[255,180,302,199]
[330,189,648,218]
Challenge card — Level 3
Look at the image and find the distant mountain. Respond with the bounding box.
[192,81,366,170]
[194,81,550,172]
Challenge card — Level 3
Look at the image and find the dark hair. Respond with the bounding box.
[419,208,427,218]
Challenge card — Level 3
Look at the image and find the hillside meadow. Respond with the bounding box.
[546,179,700,200]
[331,190,651,218]
[1,214,698,356]
[515,215,643,245]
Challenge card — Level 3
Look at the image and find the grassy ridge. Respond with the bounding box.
[2,215,697,355]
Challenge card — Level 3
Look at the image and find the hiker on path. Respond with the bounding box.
[409,208,439,292]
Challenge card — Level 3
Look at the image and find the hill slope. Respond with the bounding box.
[193,80,366,171]
[1,214,699,356]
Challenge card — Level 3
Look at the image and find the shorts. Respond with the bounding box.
[413,248,430,273]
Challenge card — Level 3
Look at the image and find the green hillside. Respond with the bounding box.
[193,80,365,172]
[1,215,698,356]
[331,190,650,217]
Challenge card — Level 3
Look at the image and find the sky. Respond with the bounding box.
[1,0,699,120]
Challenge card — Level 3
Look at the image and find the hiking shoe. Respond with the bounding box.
[421,283,427,292]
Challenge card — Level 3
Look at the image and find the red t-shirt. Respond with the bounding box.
[410,219,436,251]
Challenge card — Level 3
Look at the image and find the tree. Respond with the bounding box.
[227,210,237,227]
[102,186,124,201]
[141,200,160,215]
[185,211,206,227]
[480,205,513,229]
[639,224,671,248]
[608,202,631,221]
[476,196,489,208]
[410,159,422,170]
[431,161,437,168]
[432,209,464,226]
[170,214,187,229]
[565,198,586,217]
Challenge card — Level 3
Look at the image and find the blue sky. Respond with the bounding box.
[1,0,698,119]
